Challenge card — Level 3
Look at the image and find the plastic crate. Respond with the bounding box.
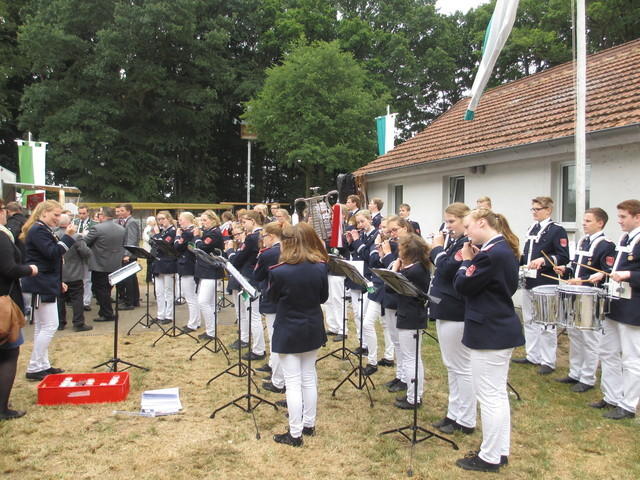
[37,372,130,405]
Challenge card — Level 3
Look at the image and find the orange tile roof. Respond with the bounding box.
[355,38,640,176]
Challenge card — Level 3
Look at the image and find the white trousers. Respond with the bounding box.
[436,320,476,428]
[179,275,200,329]
[240,295,265,355]
[154,273,174,320]
[197,279,218,335]
[265,313,284,388]
[323,275,345,334]
[398,329,424,404]
[363,301,380,365]
[471,348,513,465]
[26,297,59,373]
[280,349,319,438]
[350,289,369,347]
[567,327,601,386]
[599,318,640,413]
[522,289,557,367]
[82,265,92,307]
[381,310,395,361]
[383,309,402,380]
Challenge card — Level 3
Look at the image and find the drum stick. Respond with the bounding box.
[540,273,570,283]
[574,262,611,277]
[540,250,562,281]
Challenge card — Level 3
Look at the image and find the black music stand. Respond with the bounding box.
[331,257,375,407]
[151,240,199,346]
[209,258,278,440]
[93,262,149,372]
[317,256,354,366]
[124,245,160,335]
[188,248,230,363]
[217,274,234,309]
[372,268,458,477]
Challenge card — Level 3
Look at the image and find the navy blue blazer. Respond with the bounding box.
[346,228,377,292]
[368,249,386,304]
[372,212,383,229]
[229,229,261,288]
[396,262,430,330]
[566,233,616,283]
[520,221,570,289]
[193,227,225,280]
[454,236,525,350]
[254,244,280,314]
[21,221,75,299]
[428,236,467,321]
[268,261,329,354]
[152,225,178,274]
[381,244,399,310]
[608,233,640,326]
[174,227,196,276]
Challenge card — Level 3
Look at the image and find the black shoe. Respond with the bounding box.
[326,331,337,336]
[57,323,66,331]
[0,409,26,421]
[354,346,369,355]
[262,382,285,394]
[333,334,347,342]
[388,381,407,393]
[384,378,401,389]
[263,375,272,381]
[229,339,250,350]
[438,421,475,435]
[160,318,172,325]
[256,364,272,373]
[94,317,114,322]
[362,364,378,376]
[83,306,92,312]
[119,305,134,311]
[242,351,266,361]
[589,399,617,409]
[537,365,555,375]
[512,357,537,365]
[571,382,594,393]
[302,426,315,436]
[181,326,197,333]
[45,367,64,374]
[275,399,287,408]
[603,406,635,420]
[456,453,500,472]
[432,416,456,429]
[198,333,214,341]
[73,324,93,332]
[273,431,302,447]
[378,358,394,367]
[394,398,421,410]
[555,376,579,384]
[25,371,48,381]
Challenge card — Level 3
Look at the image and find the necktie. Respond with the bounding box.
[621,234,630,247]
[530,223,541,235]
[581,236,591,251]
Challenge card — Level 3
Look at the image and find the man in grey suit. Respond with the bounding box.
[85,207,125,321]
[117,203,141,310]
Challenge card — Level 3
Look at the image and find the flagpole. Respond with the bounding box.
[574,0,587,236]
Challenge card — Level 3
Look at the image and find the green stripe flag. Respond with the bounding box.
[16,139,47,204]
[465,0,519,121]
[376,109,397,155]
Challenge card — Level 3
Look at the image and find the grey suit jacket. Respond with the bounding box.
[62,234,92,282]
[123,216,141,251]
[85,220,126,273]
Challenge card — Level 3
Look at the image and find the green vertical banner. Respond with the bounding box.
[18,142,35,204]
[376,116,386,156]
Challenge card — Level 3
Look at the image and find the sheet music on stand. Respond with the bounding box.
[370,268,427,302]
[328,255,373,290]
[192,247,258,299]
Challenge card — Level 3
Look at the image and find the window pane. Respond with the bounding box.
[561,164,591,222]
[394,185,403,212]
[449,176,465,204]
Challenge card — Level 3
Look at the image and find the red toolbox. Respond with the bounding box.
[37,372,130,405]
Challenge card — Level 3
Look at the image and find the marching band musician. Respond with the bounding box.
[391,233,431,409]
[269,222,329,447]
[192,211,225,340]
[226,210,266,361]
[429,203,476,435]
[151,211,178,325]
[592,199,640,420]
[348,210,380,376]
[344,208,369,353]
[513,197,570,374]
[254,222,285,393]
[174,212,200,332]
[453,208,523,473]
[398,203,421,236]
[552,208,615,393]
[368,197,384,229]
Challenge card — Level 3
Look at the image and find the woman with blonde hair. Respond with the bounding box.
[453,208,522,473]
[151,210,177,324]
[270,222,329,446]
[20,200,76,381]
[175,212,200,332]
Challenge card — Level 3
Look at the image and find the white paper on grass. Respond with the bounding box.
[141,387,182,416]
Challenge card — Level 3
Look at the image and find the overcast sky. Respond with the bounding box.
[436,0,491,15]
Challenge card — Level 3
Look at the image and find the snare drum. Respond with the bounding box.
[557,285,605,330]
[531,285,559,325]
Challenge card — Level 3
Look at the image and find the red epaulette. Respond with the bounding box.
[269,262,285,270]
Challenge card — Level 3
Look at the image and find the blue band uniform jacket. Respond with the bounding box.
[429,236,467,322]
[454,236,525,350]
[152,225,177,275]
[228,230,261,288]
[193,226,225,280]
[175,227,196,277]
[396,263,430,330]
[565,232,616,283]
[254,244,281,314]
[520,220,570,289]
[608,231,640,326]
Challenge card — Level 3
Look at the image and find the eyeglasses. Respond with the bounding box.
[389,227,400,232]
[530,207,548,212]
